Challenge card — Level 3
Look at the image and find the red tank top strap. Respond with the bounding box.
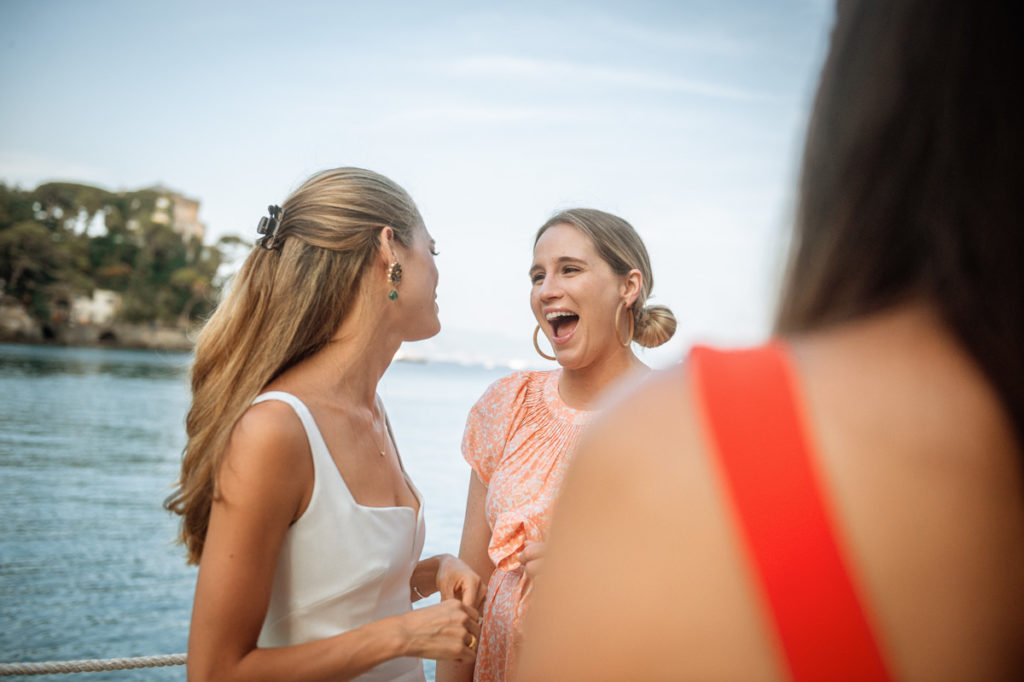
[691,342,892,681]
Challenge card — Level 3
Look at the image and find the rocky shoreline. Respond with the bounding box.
[0,299,194,351]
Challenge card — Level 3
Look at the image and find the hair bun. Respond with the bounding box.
[633,304,676,348]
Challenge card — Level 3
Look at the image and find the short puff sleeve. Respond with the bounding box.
[461,371,532,486]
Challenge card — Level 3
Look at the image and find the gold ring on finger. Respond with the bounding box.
[467,634,477,650]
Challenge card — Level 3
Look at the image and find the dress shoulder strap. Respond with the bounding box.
[252,390,357,503]
[252,391,322,444]
[691,343,891,682]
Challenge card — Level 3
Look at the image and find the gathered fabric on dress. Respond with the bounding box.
[253,391,427,682]
[462,370,593,682]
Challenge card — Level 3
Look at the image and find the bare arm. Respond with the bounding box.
[436,472,495,682]
[187,403,481,682]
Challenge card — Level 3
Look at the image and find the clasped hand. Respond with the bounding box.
[436,553,487,610]
[518,540,544,596]
[398,598,482,664]
[399,555,485,663]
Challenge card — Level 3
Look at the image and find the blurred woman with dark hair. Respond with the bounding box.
[518,2,1024,679]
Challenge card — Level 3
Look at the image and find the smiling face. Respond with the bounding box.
[393,222,441,341]
[530,222,637,370]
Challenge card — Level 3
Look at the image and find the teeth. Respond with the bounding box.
[546,311,577,321]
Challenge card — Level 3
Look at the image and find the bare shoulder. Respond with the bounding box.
[217,399,312,510]
[521,361,784,680]
[574,362,699,490]
[791,308,1024,675]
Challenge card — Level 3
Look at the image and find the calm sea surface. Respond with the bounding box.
[0,343,508,680]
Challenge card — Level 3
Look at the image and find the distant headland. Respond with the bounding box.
[0,180,247,351]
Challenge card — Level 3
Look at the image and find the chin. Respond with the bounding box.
[554,350,585,371]
[555,343,605,372]
[407,318,441,342]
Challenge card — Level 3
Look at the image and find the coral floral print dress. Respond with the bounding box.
[462,369,593,681]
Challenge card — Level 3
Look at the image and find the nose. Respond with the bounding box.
[538,274,562,302]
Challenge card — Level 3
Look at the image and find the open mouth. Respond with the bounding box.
[546,310,579,342]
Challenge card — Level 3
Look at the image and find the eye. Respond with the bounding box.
[562,265,580,274]
[530,272,544,284]
[430,247,440,256]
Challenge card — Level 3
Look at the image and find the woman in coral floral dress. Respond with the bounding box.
[436,208,677,682]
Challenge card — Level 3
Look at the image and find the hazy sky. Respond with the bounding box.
[0,0,835,368]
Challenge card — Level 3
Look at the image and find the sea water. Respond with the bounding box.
[0,343,509,681]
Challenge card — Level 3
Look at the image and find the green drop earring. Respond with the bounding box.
[387,260,403,300]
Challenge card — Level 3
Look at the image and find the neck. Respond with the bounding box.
[276,287,403,409]
[558,348,647,410]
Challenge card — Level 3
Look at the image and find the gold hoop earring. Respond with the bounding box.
[533,325,556,361]
[387,260,402,301]
[614,300,634,347]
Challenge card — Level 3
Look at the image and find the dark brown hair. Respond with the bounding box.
[775,1,1023,443]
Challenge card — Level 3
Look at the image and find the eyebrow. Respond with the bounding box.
[529,255,588,275]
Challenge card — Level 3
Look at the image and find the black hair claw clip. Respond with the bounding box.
[256,204,284,249]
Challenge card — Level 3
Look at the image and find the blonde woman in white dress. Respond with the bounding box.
[166,168,485,681]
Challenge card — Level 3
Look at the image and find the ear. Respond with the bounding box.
[378,226,396,266]
[621,269,643,308]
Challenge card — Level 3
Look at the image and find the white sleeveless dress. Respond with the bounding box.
[254,391,427,682]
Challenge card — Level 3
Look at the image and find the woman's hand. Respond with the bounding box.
[519,540,545,596]
[394,599,482,664]
[437,554,487,610]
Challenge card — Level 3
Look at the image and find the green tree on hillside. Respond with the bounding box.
[0,181,245,326]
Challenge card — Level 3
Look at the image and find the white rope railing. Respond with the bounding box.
[0,653,186,676]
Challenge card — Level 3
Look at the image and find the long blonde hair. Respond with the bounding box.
[165,168,422,564]
[536,208,676,348]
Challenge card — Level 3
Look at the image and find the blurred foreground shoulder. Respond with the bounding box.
[518,360,783,680]
[574,361,697,485]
